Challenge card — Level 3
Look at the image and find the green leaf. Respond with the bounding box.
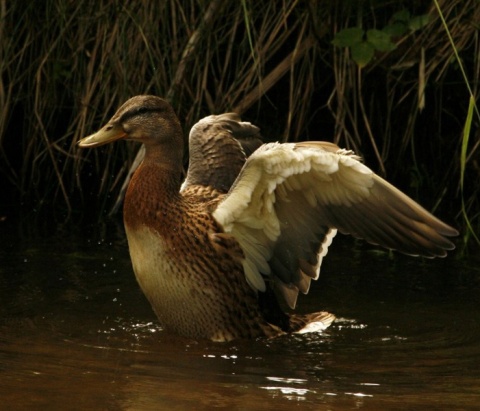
[392,9,410,23]
[409,14,430,31]
[332,27,364,48]
[460,95,474,192]
[383,22,408,37]
[351,41,375,67]
[367,29,397,52]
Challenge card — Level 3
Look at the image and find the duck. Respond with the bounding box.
[78,95,458,342]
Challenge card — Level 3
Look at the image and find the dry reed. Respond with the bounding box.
[0,0,478,243]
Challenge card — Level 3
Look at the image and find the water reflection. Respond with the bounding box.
[0,221,479,410]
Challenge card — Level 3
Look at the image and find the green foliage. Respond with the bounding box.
[332,8,430,67]
[350,40,376,68]
[331,27,364,47]
[367,29,397,52]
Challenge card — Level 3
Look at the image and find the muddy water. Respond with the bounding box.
[1,221,479,410]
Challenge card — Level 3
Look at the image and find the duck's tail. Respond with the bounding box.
[289,311,336,334]
[258,287,335,336]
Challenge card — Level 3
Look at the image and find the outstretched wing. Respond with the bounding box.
[212,142,458,309]
[181,113,263,193]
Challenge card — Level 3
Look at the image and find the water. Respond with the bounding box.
[1,220,479,410]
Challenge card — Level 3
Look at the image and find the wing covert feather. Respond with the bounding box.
[212,142,458,308]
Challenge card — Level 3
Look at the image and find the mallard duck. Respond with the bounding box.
[78,95,458,342]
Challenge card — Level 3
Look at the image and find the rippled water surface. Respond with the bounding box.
[1,221,479,410]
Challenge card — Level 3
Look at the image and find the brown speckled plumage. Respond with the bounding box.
[124,163,277,340]
[78,95,458,342]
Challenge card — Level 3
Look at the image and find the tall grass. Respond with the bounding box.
[0,0,478,245]
[433,0,480,248]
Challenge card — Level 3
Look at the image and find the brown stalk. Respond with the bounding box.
[233,36,316,114]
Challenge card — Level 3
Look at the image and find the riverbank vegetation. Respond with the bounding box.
[0,0,478,247]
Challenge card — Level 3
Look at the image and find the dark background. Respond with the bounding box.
[0,0,478,250]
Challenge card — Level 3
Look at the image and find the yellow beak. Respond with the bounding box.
[77,124,126,148]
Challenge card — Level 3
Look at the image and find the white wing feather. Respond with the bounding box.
[212,141,457,308]
[212,143,369,299]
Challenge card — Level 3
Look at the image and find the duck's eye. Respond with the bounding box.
[119,106,154,124]
[136,107,150,116]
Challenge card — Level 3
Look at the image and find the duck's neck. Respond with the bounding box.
[124,146,184,232]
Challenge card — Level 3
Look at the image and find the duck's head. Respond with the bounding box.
[78,95,183,157]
